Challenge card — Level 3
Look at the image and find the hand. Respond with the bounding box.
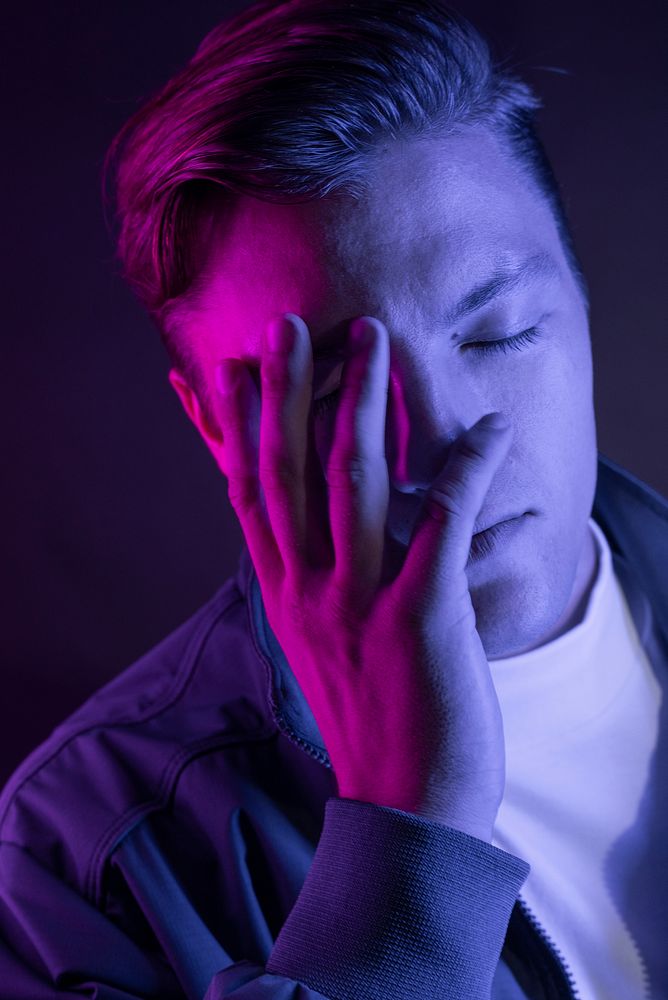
[213,313,513,842]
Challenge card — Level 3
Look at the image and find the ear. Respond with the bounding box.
[168,367,227,475]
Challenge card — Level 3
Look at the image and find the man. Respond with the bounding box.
[1,1,665,997]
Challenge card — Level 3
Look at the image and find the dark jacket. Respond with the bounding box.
[1,451,667,1000]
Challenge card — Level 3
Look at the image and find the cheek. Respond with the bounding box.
[471,342,593,478]
[542,340,593,424]
[521,344,596,475]
[514,325,592,407]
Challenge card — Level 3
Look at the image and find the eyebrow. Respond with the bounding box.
[444,251,560,330]
[311,251,561,362]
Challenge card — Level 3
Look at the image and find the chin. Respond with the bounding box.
[473,555,576,659]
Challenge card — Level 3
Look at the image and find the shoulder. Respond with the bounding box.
[0,572,274,902]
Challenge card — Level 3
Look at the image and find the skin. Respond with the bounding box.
[169,125,599,661]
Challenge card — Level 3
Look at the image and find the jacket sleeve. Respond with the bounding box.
[0,838,185,999]
[0,797,529,1000]
[0,835,331,1000]
[205,798,531,1000]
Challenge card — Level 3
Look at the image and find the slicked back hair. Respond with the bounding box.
[103,0,589,421]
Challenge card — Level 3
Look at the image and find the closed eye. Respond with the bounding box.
[312,326,542,417]
[465,326,541,355]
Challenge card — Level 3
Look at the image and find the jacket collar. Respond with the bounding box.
[236,451,668,765]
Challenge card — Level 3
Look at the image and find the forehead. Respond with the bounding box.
[318,128,558,291]
[195,126,562,350]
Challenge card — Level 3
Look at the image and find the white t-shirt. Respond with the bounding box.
[490,516,666,1000]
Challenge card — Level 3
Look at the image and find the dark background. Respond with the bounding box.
[2,1,666,788]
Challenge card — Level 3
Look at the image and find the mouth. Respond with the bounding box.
[472,511,530,536]
[468,512,532,562]
[387,491,534,547]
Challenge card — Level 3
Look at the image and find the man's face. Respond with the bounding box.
[172,126,598,659]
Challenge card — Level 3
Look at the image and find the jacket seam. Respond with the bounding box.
[88,726,279,907]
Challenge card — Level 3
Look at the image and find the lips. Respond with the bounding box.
[472,512,527,536]
[392,491,532,541]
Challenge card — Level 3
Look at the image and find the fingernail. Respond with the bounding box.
[266,315,296,352]
[482,411,510,430]
[216,361,240,395]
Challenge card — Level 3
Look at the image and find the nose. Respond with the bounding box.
[384,365,483,493]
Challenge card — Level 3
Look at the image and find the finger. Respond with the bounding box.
[304,395,336,570]
[327,317,390,599]
[400,412,514,616]
[214,357,283,589]
[258,313,312,570]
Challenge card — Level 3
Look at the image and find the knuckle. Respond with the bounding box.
[326,453,369,490]
[227,475,260,515]
[259,456,300,492]
[455,436,487,464]
[220,397,250,434]
[427,481,468,520]
[338,373,366,402]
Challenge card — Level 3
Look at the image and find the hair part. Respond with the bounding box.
[103,0,589,425]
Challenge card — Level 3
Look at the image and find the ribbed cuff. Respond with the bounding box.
[266,796,530,1000]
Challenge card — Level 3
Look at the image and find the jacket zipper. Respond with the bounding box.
[272,708,332,769]
[516,893,581,999]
